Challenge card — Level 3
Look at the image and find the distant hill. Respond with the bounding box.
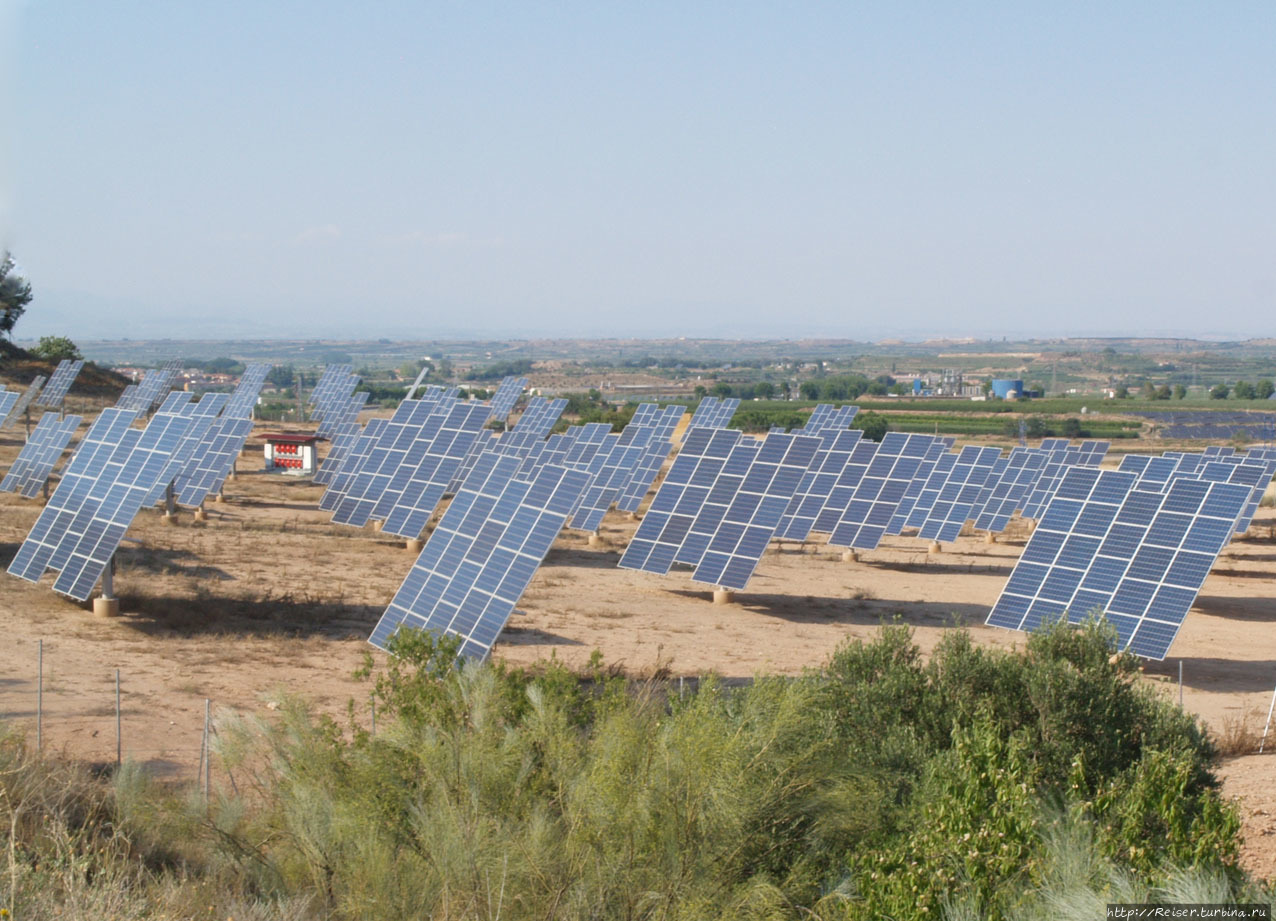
[0,339,130,398]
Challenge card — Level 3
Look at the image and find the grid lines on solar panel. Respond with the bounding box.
[172,416,255,507]
[617,428,742,574]
[774,429,864,541]
[8,408,140,582]
[35,360,84,409]
[2,375,45,429]
[917,445,1003,543]
[810,439,879,534]
[307,365,352,407]
[315,374,361,437]
[683,396,740,438]
[972,447,1049,533]
[674,438,762,567]
[144,393,230,505]
[828,433,935,550]
[330,398,442,526]
[0,412,82,497]
[376,402,494,539]
[904,450,958,529]
[615,405,686,513]
[51,409,196,600]
[224,364,271,419]
[690,433,821,589]
[487,376,528,421]
[1021,442,1109,520]
[369,458,589,660]
[1178,459,1275,534]
[887,439,953,535]
[0,391,17,422]
[569,423,660,532]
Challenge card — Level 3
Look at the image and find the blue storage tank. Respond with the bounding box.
[991,379,1024,399]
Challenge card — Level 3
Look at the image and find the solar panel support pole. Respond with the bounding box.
[163,482,177,523]
[405,538,424,554]
[928,541,942,554]
[712,588,734,605]
[1260,683,1276,754]
[842,550,858,563]
[94,554,120,618]
[588,533,602,547]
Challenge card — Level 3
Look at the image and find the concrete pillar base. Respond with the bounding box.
[162,513,177,526]
[842,550,859,563]
[372,520,383,532]
[194,508,208,522]
[214,494,226,504]
[627,512,640,521]
[406,538,424,554]
[928,541,942,554]
[94,597,120,618]
[984,533,997,545]
[587,533,603,547]
[713,589,734,605]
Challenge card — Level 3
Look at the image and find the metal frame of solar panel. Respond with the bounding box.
[618,427,744,574]
[0,412,82,497]
[917,445,1003,543]
[374,401,495,539]
[2,375,46,429]
[774,429,864,542]
[688,433,820,590]
[369,455,590,661]
[971,447,1049,533]
[987,467,1250,659]
[614,404,686,513]
[331,398,447,526]
[35,360,84,409]
[886,437,954,535]
[828,433,937,550]
[318,418,390,511]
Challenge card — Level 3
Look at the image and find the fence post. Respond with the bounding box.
[203,699,211,803]
[115,669,121,767]
[37,640,43,753]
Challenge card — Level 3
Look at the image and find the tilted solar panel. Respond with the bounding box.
[887,438,953,535]
[973,447,1049,533]
[774,428,864,542]
[0,412,82,497]
[173,416,255,508]
[570,422,661,532]
[2,375,45,429]
[0,391,17,423]
[829,433,936,550]
[615,405,686,513]
[318,418,390,511]
[674,437,762,567]
[810,439,880,534]
[369,457,590,661]
[690,432,821,590]
[331,398,447,526]
[904,449,959,529]
[917,445,1003,543]
[35,360,85,409]
[487,376,528,421]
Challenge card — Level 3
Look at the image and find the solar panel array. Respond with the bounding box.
[685,396,740,436]
[35,360,84,409]
[319,418,389,512]
[799,403,859,434]
[2,375,46,429]
[987,467,1251,659]
[0,390,17,423]
[917,446,1003,543]
[369,456,591,660]
[308,364,353,410]
[828,433,939,550]
[331,398,447,526]
[0,412,82,497]
[774,429,864,541]
[115,360,181,412]
[1020,441,1109,520]
[886,437,954,535]
[314,372,361,437]
[486,376,528,421]
[614,405,687,513]
[972,447,1050,533]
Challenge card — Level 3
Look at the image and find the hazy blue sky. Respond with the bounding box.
[3,2,1274,340]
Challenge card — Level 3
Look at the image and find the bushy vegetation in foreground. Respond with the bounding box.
[0,622,1265,920]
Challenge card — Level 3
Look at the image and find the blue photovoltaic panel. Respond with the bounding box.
[1177,459,1274,535]
[691,433,821,590]
[986,467,1137,635]
[116,360,182,413]
[315,373,361,436]
[319,417,391,511]
[987,472,1250,659]
[615,405,686,513]
[8,408,140,582]
[973,447,1049,533]
[312,392,370,485]
[800,404,858,434]
[35,360,84,409]
[917,445,1003,543]
[774,429,865,541]
[369,459,590,661]
[1203,446,1235,457]
[144,392,229,504]
[487,376,528,421]
[618,428,743,574]
[886,438,954,535]
[2,375,45,429]
[810,439,880,534]
[224,363,271,420]
[829,433,936,550]
[332,398,447,526]
[376,402,494,539]
[308,364,353,413]
[905,450,959,529]
[51,410,195,600]
[684,396,740,438]
[173,416,255,507]
[1019,440,1110,522]
[673,437,763,567]
[0,391,16,422]
[570,421,661,532]
[0,412,82,497]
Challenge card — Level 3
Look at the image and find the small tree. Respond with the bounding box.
[1233,381,1257,400]
[712,382,733,398]
[1154,384,1171,400]
[0,251,33,337]
[851,410,889,442]
[753,381,776,400]
[1114,385,1129,399]
[267,364,296,388]
[32,336,82,361]
[1257,379,1275,400]
[1173,384,1187,400]
[1209,383,1230,400]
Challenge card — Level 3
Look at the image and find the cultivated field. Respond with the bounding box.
[2,425,1275,874]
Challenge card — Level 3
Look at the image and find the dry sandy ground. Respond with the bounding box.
[1,427,1274,875]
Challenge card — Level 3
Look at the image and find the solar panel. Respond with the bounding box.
[917,446,1003,543]
[886,438,954,535]
[116,361,181,412]
[1203,446,1235,457]
[799,403,859,434]
[567,424,652,532]
[684,396,740,438]
[375,401,494,539]
[318,417,390,512]
[972,447,1049,533]
[673,437,763,566]
[1,375,45,429]
[810,439,880,533]
[987,470,1250,659]
[224,363,271,419]
[308,364,352,408]
[689,433,821,589]
[904,449,959,529]
[1177,459,1275,535]
[1021,441,1109,520]
[618,428,744,574]
[828,433,936,550]
[487,376,528,421]
[369,458,590,661]
[49,409,195,600]
[774,429,864,541]
[331,398,446,526]
[0,390,17,423]
[0,412,82,497]
[143,392,228,505]
[35,360,84,409]
[614,405,686,513]
[314,373,361,436]
[8,408,142,583]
